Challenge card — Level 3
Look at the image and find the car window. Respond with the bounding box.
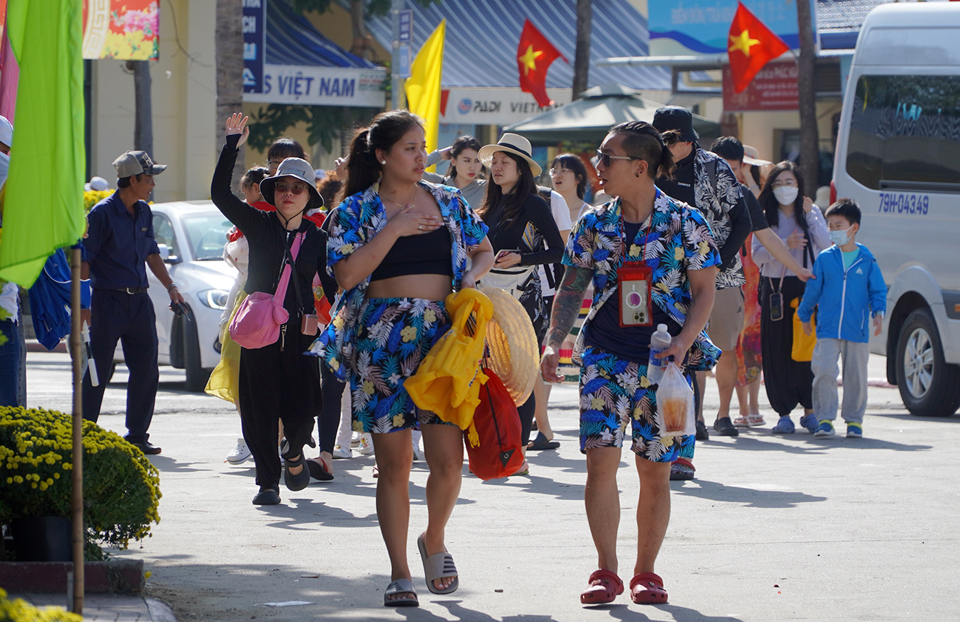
[182,214,234,261]
[846,74,960,192]
[152,213,179,259]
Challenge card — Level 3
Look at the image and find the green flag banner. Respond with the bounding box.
[0,0,85,287]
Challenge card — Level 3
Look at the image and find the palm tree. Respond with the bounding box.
[572,0,592,100]
[216,0,245,190]
[796,0,818,196]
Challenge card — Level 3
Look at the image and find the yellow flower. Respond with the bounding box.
[699,241,710,255]
[393,414,406,428]
[330,358,340,371]
[640,375,651,388]
[674,246,684,261]
[400,326,418,342]
[590,397,605,410]
[333,315,345,330]
[340,243,355,255]
[423,309,436,324]
[362,380,375,396]
[629,244,642,258]
[661,436,674,448]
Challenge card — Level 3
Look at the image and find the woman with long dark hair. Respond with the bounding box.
[211,113,330,506]
[423,135,486,208]
[752,161,830,434]
[476,133,564,469]
[317,110,493,607]
[550,153,592,224]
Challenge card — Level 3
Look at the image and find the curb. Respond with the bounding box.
[0,559,144,594]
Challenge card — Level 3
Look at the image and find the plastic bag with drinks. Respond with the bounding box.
[655,362,696,437]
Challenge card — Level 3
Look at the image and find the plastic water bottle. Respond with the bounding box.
[647,324,671,385]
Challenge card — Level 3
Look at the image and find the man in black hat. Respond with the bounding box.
[80,150,184,455]
[652,107,752,476]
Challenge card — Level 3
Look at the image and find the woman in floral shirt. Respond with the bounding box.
[541,121,719,606]
[312,110,493,606]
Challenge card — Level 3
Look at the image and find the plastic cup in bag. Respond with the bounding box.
[655,362,696,437]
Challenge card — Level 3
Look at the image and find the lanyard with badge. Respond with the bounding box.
[617,211,657,327]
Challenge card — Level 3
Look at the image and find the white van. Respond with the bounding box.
[833,2,960,417]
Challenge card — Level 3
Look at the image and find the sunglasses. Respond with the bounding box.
[595,150,640,168]
[275,182,309,195]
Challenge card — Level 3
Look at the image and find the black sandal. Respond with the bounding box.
[280,439,311,491]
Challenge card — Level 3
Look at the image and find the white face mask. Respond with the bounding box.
[773,185,799,206]
[829,226,852,246]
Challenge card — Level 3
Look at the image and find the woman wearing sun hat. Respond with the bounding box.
[211,113,334,507]
[476,133,564,468]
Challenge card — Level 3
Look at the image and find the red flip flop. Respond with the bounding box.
[580,569,623,605]
[630,572,668,604]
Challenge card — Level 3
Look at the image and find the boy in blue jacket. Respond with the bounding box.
[797,199,886,438]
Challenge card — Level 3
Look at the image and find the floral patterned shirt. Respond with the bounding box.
[312,180,488,379]
[562,188,722,371]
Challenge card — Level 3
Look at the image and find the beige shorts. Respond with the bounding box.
[707,287,745,352]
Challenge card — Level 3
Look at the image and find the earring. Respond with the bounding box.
[380,160,386,165]
[635,171,641,177]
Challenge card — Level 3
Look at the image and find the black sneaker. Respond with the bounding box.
[695,420,709,441]
[713,417,740,437]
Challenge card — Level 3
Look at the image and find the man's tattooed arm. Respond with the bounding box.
[545,266,593,349]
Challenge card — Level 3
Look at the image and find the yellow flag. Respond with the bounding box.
[404,20,445,169]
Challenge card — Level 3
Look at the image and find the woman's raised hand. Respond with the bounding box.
[786,229,807,250]
[390,204,442,237]
[224,113,250,148]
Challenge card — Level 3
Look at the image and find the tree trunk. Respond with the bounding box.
[796,0,819,198]
[216,0,245,192]
[132,61,152,158]
[572,0,592,99]
[350,0,368,58]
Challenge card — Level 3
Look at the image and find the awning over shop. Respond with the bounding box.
[244,0,386,108]
[504,83,721,146]
[358,0,674,91]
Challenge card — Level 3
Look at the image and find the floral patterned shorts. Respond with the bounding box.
[350,297,455,434]
[579,347,694,463]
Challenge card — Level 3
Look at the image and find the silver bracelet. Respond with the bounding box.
[166,282,178,291]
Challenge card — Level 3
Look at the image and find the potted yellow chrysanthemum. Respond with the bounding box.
[0,407,161,561]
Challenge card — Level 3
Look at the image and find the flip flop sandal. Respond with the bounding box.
[630,572,668,604]
[307,457,334,481]
[527,431,560,451]
[733,415,750,428]
[383,578,418,607]
[580,569,624,605]
[669,458,695,481]
[747,413,766,427]
[417,533,459,595]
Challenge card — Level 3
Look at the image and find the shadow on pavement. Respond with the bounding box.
[672,479,827,508]
[700,434,930,454]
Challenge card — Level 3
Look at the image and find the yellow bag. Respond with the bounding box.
[205,290,247,404]
[406,288,493,445]
[790,298,816,362]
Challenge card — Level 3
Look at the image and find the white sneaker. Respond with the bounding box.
[332,445,352,459]
[357,433,375,455]
[350,431,361,447]
[226,438,252,464]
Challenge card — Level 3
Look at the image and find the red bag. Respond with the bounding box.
[465,369,524,480]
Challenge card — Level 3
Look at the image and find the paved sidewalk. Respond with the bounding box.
[6,593,175,621]
[19,351,960,620]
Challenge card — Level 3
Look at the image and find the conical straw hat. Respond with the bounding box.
[478,285,540,406]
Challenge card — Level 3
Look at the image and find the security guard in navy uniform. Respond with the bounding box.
[80,151,184,455]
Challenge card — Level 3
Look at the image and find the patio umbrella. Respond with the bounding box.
[504,83,721,146]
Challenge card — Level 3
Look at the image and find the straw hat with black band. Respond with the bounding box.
[478,133,542,177]
[259,157,324,210]
[478,285,541,406]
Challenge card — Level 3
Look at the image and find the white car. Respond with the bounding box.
[142,200,235,391]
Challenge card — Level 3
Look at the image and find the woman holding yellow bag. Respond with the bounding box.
[314,110,494,607]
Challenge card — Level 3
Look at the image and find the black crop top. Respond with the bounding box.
[370,226,453,281]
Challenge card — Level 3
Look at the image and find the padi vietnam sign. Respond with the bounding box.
[244,65,387,108]
[440,88,572,126]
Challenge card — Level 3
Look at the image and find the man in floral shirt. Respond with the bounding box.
[542,121,719,607]
[653,106,752,450]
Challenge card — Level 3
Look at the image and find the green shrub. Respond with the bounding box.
[0,588,82,621]
[0,407,161,558]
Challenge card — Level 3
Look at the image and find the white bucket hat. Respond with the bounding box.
[259,157,324,209]
[478,133,542,177]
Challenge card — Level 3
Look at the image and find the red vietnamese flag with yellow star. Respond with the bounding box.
[727,1,790,93]
[517,19,567,108]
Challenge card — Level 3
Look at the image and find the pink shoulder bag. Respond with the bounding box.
[229,232,303,349]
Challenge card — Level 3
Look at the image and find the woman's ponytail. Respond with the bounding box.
[343,128,380,198]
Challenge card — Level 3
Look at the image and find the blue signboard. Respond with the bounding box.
[243,0,266,93]
[399,9,413,43]
[649,0,815,56]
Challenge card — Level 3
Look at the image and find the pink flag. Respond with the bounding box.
[0,24,18,121]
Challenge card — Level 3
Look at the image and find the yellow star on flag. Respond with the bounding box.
[519,44,544,76]
[728,29,760,57]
